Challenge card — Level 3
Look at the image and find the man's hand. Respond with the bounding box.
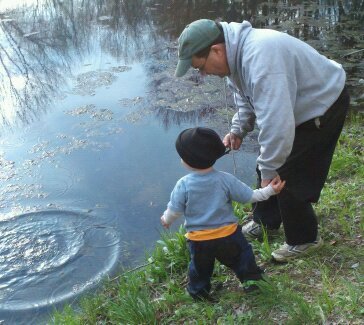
[223,132,242,150]
[263,176,286,193]
[261,179,271,188]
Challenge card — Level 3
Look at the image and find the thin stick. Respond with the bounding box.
[110,261,154,281]
[341,49,364,57]
[223,77,238,175]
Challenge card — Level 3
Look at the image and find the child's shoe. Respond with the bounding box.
[243,283,260,293]
[189,290,218,303]
[192,293,218,303]
[242,279,264,293]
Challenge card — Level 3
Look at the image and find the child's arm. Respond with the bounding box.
[251,176,285,202]
[160,208,183,229]
[161,177,186,229]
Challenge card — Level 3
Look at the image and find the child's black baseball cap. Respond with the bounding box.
[176,127,227,169]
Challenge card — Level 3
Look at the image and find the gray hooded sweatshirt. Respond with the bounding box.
[220,21,346,180]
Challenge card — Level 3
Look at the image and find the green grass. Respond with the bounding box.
[52,116,363,324]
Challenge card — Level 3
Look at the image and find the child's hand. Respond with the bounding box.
[270,176,286,194]
[160,216,170,229]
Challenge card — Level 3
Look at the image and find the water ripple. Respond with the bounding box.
[0,210,120,312]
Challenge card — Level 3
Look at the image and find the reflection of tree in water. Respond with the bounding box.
[0,0,362,127]
[147,0,362,111]
[235,0,363,105]
[95,0,156,60]
[148,0,236,39]
[155,106,216,129]
[0,0,153,127]
[151,0,363,50]
[145,48,236,129]
[0,14,62,126]
[148,0,362,43]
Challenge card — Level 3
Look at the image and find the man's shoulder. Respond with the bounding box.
[248,28,307,54]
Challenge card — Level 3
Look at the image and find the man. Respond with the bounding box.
[174,19,350,262]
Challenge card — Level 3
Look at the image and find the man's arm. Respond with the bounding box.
[253,74,296,181]
[228,81,256,139]
[224,81,256,150]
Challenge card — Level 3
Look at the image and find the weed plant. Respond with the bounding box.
[148,225,189,283]
[52,117,363,324]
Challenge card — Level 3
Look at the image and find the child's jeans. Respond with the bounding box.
[186,225,263,299]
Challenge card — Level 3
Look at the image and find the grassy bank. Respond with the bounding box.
[52,115,363,324]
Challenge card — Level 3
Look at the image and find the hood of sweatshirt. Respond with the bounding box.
[220,21,252,76]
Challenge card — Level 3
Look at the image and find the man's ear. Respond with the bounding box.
[210,43,225,56]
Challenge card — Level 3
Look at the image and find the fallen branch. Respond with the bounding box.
[110,261,155,281]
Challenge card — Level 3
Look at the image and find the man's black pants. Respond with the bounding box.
[253,87,350,245]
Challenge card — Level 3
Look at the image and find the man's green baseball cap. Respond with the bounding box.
[175,19,221,77]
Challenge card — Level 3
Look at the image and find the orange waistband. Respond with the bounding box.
[185,223,238,241]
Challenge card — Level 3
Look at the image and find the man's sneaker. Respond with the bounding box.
[242,220,277,240]
[271,237,324,262]
[242,220,263,239]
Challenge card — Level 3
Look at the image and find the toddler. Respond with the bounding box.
[161,127,285,301]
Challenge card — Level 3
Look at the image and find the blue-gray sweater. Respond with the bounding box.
[165,169,275,232]
[221,21,346,180]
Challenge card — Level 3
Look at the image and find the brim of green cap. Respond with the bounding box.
[175,58,191,77]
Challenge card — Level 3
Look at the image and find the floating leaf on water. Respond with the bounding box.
[118,96,144,108]
[23,31,40,38]
[110,66,132,73]
[72,70,116,96]
[97,16,113,21]
[123,109,152,124]
[66,104,96,116]
[90,109,113,121]
[124,112,142,123]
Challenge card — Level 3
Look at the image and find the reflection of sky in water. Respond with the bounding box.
[0,7,257,321]
[0,1,37,10]
[0,55,257,322]
[0,0,158,126]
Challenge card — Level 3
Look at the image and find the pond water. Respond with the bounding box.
[0,0,362,323]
